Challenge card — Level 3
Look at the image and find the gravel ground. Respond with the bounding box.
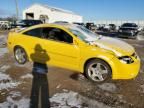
[0,31,144,108]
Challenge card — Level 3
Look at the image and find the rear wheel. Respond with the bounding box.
[14,47,28,64]
[85,59,112,83]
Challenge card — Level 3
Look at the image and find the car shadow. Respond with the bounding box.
[30,44,50,108]
[70,73,87,81]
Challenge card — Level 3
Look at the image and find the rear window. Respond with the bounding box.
[23,28,42,38]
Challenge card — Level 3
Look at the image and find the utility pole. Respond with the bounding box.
[15,0,19,20]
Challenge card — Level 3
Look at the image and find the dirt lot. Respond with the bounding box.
[0,31,144,108]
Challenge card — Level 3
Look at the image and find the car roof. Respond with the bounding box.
[19,23,79,33]
[34,23,78,29]
[122,23,137,25]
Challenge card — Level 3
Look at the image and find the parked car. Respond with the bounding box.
[97,24,105,31]
[11,20,43,28]
[138,26,143,32]
[8,24,140,83]
[100,24,117,32]
[0,23,11,30]
[118,23,139,38]
[137,30,144,40]
[85,22,96,31]
[0,21,11,30]
[102,25,111,32]
[109,24,116,31]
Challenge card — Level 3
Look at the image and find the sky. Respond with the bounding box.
[0,0,144,21]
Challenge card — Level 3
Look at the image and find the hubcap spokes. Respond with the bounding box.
[88,63,108,82]
[15,49,26,63]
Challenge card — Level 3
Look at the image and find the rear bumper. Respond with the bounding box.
[111,56,140,79]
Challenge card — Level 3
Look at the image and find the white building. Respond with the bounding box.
[23,4,83,23]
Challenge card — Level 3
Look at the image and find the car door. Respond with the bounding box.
[21,28,46,63]
[40,27,80,70]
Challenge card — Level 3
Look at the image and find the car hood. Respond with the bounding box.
[87,36,135,56]
[120,27,138,30]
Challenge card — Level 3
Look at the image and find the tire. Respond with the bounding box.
[85,59,112,83]
[14,47,28,64]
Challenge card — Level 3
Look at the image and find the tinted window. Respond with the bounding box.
[122,23,138,27]
[42,27,73,43]
[23,28,42,38]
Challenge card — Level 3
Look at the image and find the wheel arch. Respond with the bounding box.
[14,45,24,51]
[83,57,113,74]
[13,45,29,61]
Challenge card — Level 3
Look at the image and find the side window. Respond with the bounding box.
[42,27,73,43]
[23,28,42,38]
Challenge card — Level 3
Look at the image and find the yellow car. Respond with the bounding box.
[7,24,140,82]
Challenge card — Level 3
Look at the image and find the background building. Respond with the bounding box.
[23,4,83,23]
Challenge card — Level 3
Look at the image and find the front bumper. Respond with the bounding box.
[119,30,137,36]
[111,56,140,79]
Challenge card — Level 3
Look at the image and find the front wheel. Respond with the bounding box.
[14,47,28,64]
[85,59,112,83]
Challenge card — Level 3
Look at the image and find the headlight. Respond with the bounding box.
[118,56,134,64]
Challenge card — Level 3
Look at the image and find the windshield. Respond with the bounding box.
[122,23,138,27]
[69,26,98,42]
